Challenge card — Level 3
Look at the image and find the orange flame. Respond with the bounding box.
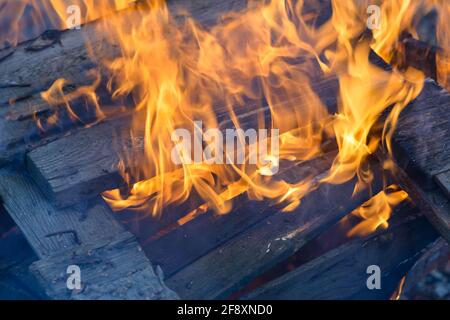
[7,0,446,235]
[347,185,409,237]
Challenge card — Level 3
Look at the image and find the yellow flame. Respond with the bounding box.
[347,185,408,237]
[7,0,445,236]
[36,72,105,131]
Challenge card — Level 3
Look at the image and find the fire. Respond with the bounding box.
[6,0,450,235]
[347,185,409,237]
[391,276,406,300]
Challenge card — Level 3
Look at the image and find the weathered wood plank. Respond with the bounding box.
[392,80,450,240]
[144,152,335,277]
[9,0,335,208]
[0,169,124,258]
[393,80,450,187]
[245,216,438,300]
[30,231,179,300]
[166,159,388,299]
[23,100,264,209]
[388,156,450,242]
[400,238,450,300]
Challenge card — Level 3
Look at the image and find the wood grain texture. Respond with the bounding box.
[245,216,438,300]
[25,71,337,209]
[166,160,388,299]
[30,231,179,300]
[393,79,450,187]
[0,169,124,259]
[10,0,335,208]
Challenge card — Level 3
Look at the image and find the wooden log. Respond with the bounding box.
[30,231,179,300]
[245,215,438,300]
[166,159,388,299]
[400,238,450,300]
[144,152,335,277]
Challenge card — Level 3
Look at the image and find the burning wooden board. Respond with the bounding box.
[24,76,336,209]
